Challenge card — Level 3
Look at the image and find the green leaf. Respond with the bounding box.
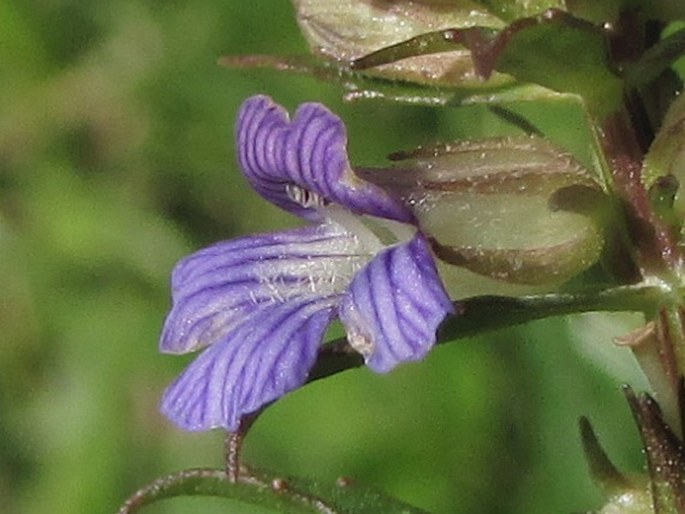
[579,416,632,494]
[118,468,430,514]
[306,284,666,391]
[579,416,655,513]
[437,285,662,338]
[342,82,572,107]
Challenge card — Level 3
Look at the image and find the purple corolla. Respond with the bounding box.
[160,95,454,432]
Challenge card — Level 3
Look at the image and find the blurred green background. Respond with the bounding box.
[0,2,655,513]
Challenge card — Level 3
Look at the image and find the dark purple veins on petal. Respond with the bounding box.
[160,223,368,355]
[338,234,454,373]
[161,298,337,431]
[236,95,414,223]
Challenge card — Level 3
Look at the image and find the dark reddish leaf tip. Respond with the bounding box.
[624,385,685,513]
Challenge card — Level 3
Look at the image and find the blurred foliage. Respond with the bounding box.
[0,1,660,513]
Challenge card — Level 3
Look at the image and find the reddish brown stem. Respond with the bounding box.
[225,411,263,482]
[599,109,681,276]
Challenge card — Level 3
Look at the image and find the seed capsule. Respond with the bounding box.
[360,136,606,285]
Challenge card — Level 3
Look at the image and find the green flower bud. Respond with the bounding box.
[292,0,507,87]
[360,137,606,285]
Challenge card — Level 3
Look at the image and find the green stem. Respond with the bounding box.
[307,284,663,387]
[438,285,659,342]
[117,468,336,514]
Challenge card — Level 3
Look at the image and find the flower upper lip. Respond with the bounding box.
[237,95,415,224]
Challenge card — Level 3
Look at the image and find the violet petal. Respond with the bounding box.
[237,95,413,223]
[161,222,373,354]
[338,234,454,373]
[161,298,337,431]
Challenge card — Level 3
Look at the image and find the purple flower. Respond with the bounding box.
[160,95,454,432]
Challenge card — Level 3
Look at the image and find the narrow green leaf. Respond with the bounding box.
[579,416,632,494]
[436,285,662,342]
[342,82,572,108]
[579,412,656,511]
